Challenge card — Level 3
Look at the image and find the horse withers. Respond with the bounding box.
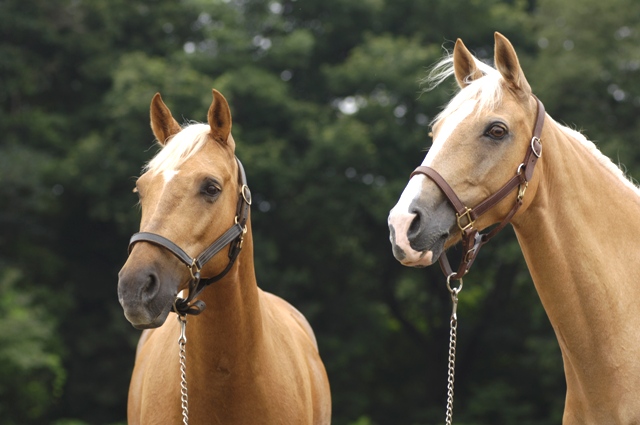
[389,33,640,424]
[117,89,331,424]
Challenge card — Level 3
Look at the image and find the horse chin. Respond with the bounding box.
[409,234,447,267]
[393,240,446,269]
[398,251,434,268]
[118,284,176,329]
[118,259,183,329]
[125,305,173,330]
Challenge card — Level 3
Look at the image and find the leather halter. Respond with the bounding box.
[127,157,252,316]
[410,96,545,280]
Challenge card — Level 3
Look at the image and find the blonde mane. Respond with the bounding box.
[422,52,640,194]
[144,123,210,174]
[556,121,640,195]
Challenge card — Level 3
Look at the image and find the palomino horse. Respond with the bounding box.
[117,90,331,424]
[388,32,640,424]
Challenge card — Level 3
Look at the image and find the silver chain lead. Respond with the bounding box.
[445,275,463,425]
[178,314,189,425]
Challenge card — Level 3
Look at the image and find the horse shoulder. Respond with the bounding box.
[260,290,319,350]
[128,323,182,424]
[258,290,332,425]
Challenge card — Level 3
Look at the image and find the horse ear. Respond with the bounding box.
[150,93,182,146]
[494,32,531,97]
[208,89,232,145]
[453,39,483,88]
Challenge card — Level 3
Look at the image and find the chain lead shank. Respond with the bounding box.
[178,315,189,425]
[445,276,462,425]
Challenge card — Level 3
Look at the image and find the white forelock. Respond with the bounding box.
[144,123,210,175]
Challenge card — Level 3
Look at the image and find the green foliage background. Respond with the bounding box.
[2,0,640,423]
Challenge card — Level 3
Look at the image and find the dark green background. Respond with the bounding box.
[2,0,640,423]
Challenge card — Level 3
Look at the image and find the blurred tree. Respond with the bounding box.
[0,267,65,425]
[1,0,639,423]
[531,0,640,178]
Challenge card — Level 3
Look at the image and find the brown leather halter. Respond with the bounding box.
[410,96,545,281]
[127,157,252,316]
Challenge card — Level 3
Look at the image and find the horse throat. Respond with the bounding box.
[186,226,264,372]
[511,123,640,419]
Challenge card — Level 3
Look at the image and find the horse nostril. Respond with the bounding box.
[141,273,160,303]
[407,209,422,239]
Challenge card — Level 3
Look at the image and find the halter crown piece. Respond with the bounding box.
[126,157,252,316]
[411,96,545,281]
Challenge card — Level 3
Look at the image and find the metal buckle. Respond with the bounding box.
[531,136,542,158]
[234,217,248,232]
[233,216,248,249]
[241,185,252,205]
[456,207,475,232]
[188,258,201,281]
[518,181,529,202]
[463,246,477,263]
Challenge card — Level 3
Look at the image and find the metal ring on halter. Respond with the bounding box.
[174,298,188,320]
[446,273,463,294]
[516,162,525,176]
[234,216,248,234]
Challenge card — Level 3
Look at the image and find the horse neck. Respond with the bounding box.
[512,119,640,412]
[187,221,264,365]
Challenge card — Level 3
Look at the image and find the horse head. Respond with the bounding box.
[388,33,543,269]
[118,90,243,329]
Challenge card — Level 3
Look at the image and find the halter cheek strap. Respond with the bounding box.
[410,96,545,280]
[127,157,252,316]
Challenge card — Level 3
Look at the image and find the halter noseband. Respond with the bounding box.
[410,96,545,281]
[127,157,252,316]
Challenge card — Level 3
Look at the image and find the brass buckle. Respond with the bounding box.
[233,216,248,249]
[518,181,529,202]
[234,216,249,232]
[456,207,475,232]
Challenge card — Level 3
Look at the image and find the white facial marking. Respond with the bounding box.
[421,99,477,167]
[389,100,477,219]
[387,99,478,266]
[163,169,179,183]
[389,174,426,219]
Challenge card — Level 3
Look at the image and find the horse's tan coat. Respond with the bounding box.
[390,33,640,424]
[119,91,331,424]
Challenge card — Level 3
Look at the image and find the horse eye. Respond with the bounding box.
[202,184,221,197]
[486,124,508,140]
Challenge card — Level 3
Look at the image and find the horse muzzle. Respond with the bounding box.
[388,195,454,268]
[117,256,181,329]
